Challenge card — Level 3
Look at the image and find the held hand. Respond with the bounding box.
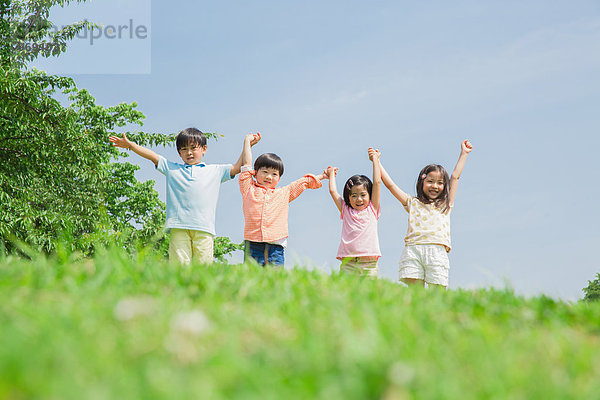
[246,132,261,146]
[368,147,381,161]
[325,166,338,178]
[109,133,131,149]
[461,139,473,154]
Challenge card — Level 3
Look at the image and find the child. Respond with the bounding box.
[239,133,326,266]
[109,128,253,265]
[326,148,382,276]
[380,140,473,288]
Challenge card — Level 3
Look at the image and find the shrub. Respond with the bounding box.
[583,273,600,302]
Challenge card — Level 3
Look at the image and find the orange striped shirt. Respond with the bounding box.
[239,170,322,242]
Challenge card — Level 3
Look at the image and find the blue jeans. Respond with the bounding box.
[244,241,285,266]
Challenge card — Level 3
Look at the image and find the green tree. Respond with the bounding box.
[582,273,600,302]
[0,0,241,261]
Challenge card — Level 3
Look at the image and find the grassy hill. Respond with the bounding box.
[1,249,599,399]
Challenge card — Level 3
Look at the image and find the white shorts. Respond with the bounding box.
[399,244,450,286]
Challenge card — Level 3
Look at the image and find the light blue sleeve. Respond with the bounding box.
[155,155,169,175]
[220,164,233,183]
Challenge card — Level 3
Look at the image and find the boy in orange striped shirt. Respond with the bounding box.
[239,133,327,266]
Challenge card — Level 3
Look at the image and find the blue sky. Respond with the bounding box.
[36,1,600,300]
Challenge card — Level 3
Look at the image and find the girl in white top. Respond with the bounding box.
[380,140,473,288]
[325,148,382,276]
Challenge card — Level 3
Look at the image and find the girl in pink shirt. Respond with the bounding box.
[326,148,382,276]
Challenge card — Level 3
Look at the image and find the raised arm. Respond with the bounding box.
[448,139,473,205]
[231,132,261,176]
[109,133,159,166]
[368,148,382,212]
[325,166,342,213]
[380,158,410,207]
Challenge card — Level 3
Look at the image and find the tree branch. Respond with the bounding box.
[0,90,61,128]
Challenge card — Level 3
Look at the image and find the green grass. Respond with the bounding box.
[1,249,599,399]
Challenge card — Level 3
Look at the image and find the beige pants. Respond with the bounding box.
[169,228,214,265]
[340,256,379,277]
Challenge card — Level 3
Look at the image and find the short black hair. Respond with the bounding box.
[254,153,284,176]
[343,175,373,207]
[176,127,207,150]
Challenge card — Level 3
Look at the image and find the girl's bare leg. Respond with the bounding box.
[427,283,447,291]
[401,278,425,287]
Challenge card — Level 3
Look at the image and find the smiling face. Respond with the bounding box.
[348,184,370,211]
[178,144,207,165]
[422,170,445,200]
[255,167,281,189]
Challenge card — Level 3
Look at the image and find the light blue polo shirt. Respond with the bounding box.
[156,156,232,235]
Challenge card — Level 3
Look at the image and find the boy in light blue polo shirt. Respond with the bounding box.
[110,128,256,264]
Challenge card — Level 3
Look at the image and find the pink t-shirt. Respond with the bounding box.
[336,202,381,260]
